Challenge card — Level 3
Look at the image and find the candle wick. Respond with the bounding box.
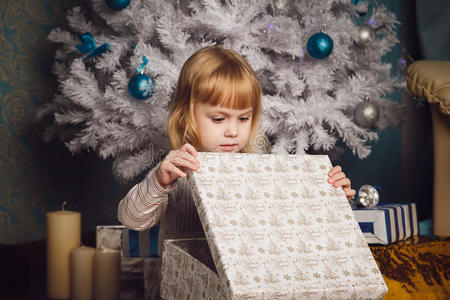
[61,201,67,211]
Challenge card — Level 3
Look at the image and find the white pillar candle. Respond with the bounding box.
[70,246,96,300]
[93,249,120,300]
[46,206,81,299]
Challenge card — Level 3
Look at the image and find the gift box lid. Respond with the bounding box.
[187,152,387,299]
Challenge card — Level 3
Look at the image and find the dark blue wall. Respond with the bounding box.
[0,0,436,244]
[0,0,132,244]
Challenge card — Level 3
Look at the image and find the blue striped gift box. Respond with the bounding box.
[408,203,419,236]
[380,204,405,240]
[121,225,160,257]
[378,203,419,239]
[352,203,419,245]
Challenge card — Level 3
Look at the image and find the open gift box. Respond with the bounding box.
[161,153,388,299]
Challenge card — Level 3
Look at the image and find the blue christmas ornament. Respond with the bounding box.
[128,74,154,100]
[105,0,130,11]
[128,56,154,100]
[307,32,334,59]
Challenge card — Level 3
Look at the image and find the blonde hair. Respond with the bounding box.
[168,46,270,153]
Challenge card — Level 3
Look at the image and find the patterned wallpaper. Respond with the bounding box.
[0,0,431,244]
[0,0,130,244]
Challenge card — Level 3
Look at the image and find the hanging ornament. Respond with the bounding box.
[128,56,154,100]
[307,31,334,60]
[105,0,130,11]
[355,185,380,208]
[353,98,380,128]
[358,24,376,47]
[270,0,292,16]
[76,33,111,61]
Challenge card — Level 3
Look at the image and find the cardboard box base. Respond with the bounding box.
[161,238,386,300]
[143,257,162,299]
[161,238,226,300]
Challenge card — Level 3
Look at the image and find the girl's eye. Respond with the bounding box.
[211,117,250,122]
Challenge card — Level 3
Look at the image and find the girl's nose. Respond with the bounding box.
[224,121,238,137]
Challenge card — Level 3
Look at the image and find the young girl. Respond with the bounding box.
[117,46,355,251]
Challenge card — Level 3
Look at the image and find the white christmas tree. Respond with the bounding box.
[40,0,406,182]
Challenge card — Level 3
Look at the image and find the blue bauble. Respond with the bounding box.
[128,73,154,100]
[105,0,130,11]
[352,0,362,4]
[307,32,334,60]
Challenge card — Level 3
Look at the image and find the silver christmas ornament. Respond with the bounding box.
[356,185,379,208]
[358,24,376,47]
[271,0,291,15]
[353,100,380,128]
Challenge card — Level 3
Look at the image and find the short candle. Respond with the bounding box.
[93,248,120,300]
[70,246,96,300]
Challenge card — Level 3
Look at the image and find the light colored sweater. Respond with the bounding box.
[117,161,205,254]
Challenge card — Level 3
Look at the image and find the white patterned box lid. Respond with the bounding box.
[186,152,387,299]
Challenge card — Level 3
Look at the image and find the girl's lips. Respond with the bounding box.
[220,144,236,150]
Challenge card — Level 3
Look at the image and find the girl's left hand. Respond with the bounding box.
[327,165,356,201]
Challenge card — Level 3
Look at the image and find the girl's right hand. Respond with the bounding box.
[155,143,200,188]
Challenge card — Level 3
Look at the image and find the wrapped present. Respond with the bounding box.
[121,225,160,257]
[353,203,419,245]
[409,203,419,236]
[161,153,388,299]
[378,203,419,239]
[96,225,125,250]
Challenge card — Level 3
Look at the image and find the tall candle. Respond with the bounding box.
[46,206,81,299]
[93,249,120,300]
[70,246,96,300]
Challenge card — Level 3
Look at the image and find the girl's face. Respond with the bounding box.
[194,102,253,153]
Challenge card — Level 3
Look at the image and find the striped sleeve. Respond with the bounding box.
[117,162,179,231]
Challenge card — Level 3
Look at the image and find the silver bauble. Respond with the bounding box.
[356,185,379,208]
[358,24,376,47]
[353,101,380,128]
[271,0,291,15]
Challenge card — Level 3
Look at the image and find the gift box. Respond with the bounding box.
[121,225,160,257]
[161,153,388,299]
[380,203,419,239]
[96,225,124,250]
[353,203,419,245]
